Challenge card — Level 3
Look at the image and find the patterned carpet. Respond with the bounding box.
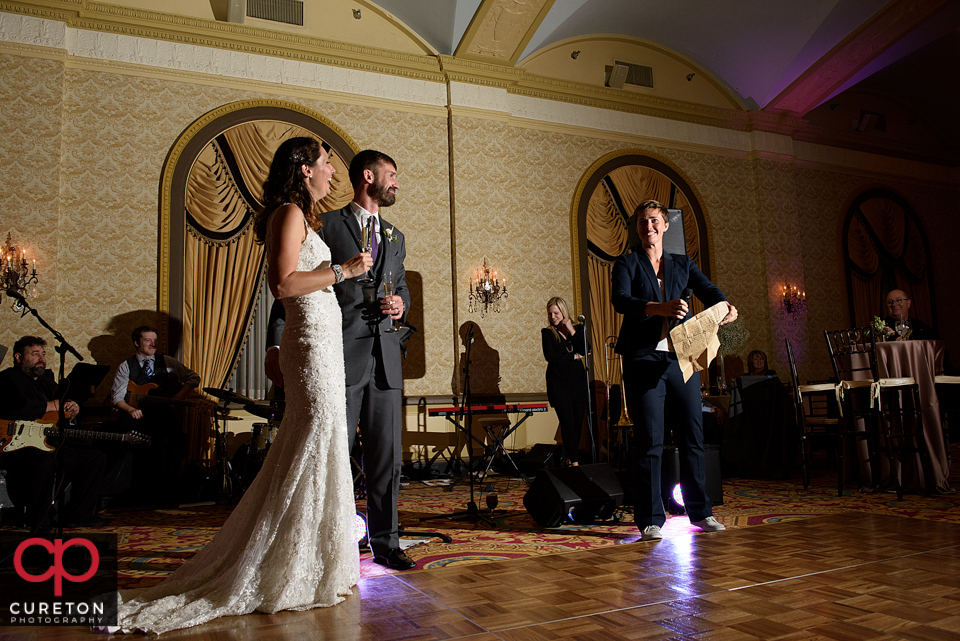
[99,449,959,589]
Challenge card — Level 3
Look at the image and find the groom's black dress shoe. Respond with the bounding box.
[374,548,416,570]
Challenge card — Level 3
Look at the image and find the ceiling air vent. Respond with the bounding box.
[247,0,303,26]
[615,60,654,88]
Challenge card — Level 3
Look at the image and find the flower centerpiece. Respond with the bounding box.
[872,315,896,341]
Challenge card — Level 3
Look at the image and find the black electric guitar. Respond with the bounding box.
[1,411,151,453]
[124,381,200,410]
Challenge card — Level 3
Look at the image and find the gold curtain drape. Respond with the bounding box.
[606,165,673,215]
[588,254,624,386]
[845,196,930,329]
[180,121,349,461]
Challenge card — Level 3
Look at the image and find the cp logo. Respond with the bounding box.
[14,538,100,597]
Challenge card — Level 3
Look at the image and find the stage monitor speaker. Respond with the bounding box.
[523,463,624,527]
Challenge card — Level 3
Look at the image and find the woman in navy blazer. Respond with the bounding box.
[612,200,737,541]
[542,296,588,465]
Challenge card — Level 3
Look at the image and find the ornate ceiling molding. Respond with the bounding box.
[3,0,446,82]
[454,0,554,66]
[3,0,957,167]
[767,0,950,115]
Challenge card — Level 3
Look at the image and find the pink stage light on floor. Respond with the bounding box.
[355,513,368,543]
[672,484,684,507]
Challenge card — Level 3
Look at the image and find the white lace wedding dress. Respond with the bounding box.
[112,220,359,635]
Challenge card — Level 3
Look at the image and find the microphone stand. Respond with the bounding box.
[578,315,597,464]
[9,290,84,536]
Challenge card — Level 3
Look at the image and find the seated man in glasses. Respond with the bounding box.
[883,290,937,341]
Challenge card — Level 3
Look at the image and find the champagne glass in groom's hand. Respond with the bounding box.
[359,217,374,284]
[383,271,397,333]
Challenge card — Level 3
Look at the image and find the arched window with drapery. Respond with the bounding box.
[159,101,357,461]
[843,189,935,330]
[572,153,709,391]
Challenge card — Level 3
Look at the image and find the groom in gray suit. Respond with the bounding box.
[267,149,413,570]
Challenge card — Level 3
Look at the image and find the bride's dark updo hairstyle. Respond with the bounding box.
[254,136,328,243]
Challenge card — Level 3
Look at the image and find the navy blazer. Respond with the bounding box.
[612,250,727,359]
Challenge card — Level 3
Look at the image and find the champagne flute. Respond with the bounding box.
[896,317,911,339]
[383,271,397,333]
[358,217,374,284]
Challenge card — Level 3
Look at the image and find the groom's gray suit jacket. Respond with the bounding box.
[318,205,409,387]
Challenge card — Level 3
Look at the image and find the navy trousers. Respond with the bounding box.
[623,353,711,528]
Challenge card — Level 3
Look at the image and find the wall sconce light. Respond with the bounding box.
[571,50,580,59]
[468,259,508,318]
[2,232,39,311]
[686,73,695,81]
[352,8,361,19]
[781,284,806,316]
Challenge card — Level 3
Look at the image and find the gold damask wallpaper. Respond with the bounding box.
[1,53,64,361]
[1,54,454,398]
[2,50,958,407]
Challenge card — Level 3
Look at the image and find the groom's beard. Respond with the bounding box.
[372,178,397,208]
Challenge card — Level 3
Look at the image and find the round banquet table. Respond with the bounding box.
[854,339,952,494]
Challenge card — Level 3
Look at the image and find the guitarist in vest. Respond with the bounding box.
[0,336,108,534]
[109,325,200,504]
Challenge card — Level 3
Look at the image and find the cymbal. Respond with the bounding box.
[203,387,257,405]
[244,403,285,421]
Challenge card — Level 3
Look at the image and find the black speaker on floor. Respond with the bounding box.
[523,463,624,527]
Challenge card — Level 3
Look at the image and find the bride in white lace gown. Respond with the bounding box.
[111,138,373,635]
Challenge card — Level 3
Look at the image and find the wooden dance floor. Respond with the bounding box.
[15,511,960,640]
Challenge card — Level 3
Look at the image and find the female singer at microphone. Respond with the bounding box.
[612,200,737,541]
[542,296,588,466]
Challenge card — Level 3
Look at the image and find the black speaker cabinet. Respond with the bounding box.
[523,463,624,527]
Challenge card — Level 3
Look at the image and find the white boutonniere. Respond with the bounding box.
[384,226,398,243]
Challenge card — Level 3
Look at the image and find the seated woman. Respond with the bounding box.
[746,349,778,379]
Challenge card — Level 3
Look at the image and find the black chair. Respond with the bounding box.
[824,327,931,500]
[934,374,960,466]
[785,338,839,489]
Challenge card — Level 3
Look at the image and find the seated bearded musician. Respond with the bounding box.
[110,325,200,505]
[0,336,108,533]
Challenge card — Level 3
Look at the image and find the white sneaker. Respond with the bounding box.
[691,516,725,532]
[641,525,663,541]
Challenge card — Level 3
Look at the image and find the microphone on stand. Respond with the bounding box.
[577,315,585,323]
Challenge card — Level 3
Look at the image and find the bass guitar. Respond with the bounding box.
[1,411,151,453]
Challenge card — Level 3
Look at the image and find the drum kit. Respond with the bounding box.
[203,387,284,500]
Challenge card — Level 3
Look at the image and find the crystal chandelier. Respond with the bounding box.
[2,233,39,311]
[468,259,508,318]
